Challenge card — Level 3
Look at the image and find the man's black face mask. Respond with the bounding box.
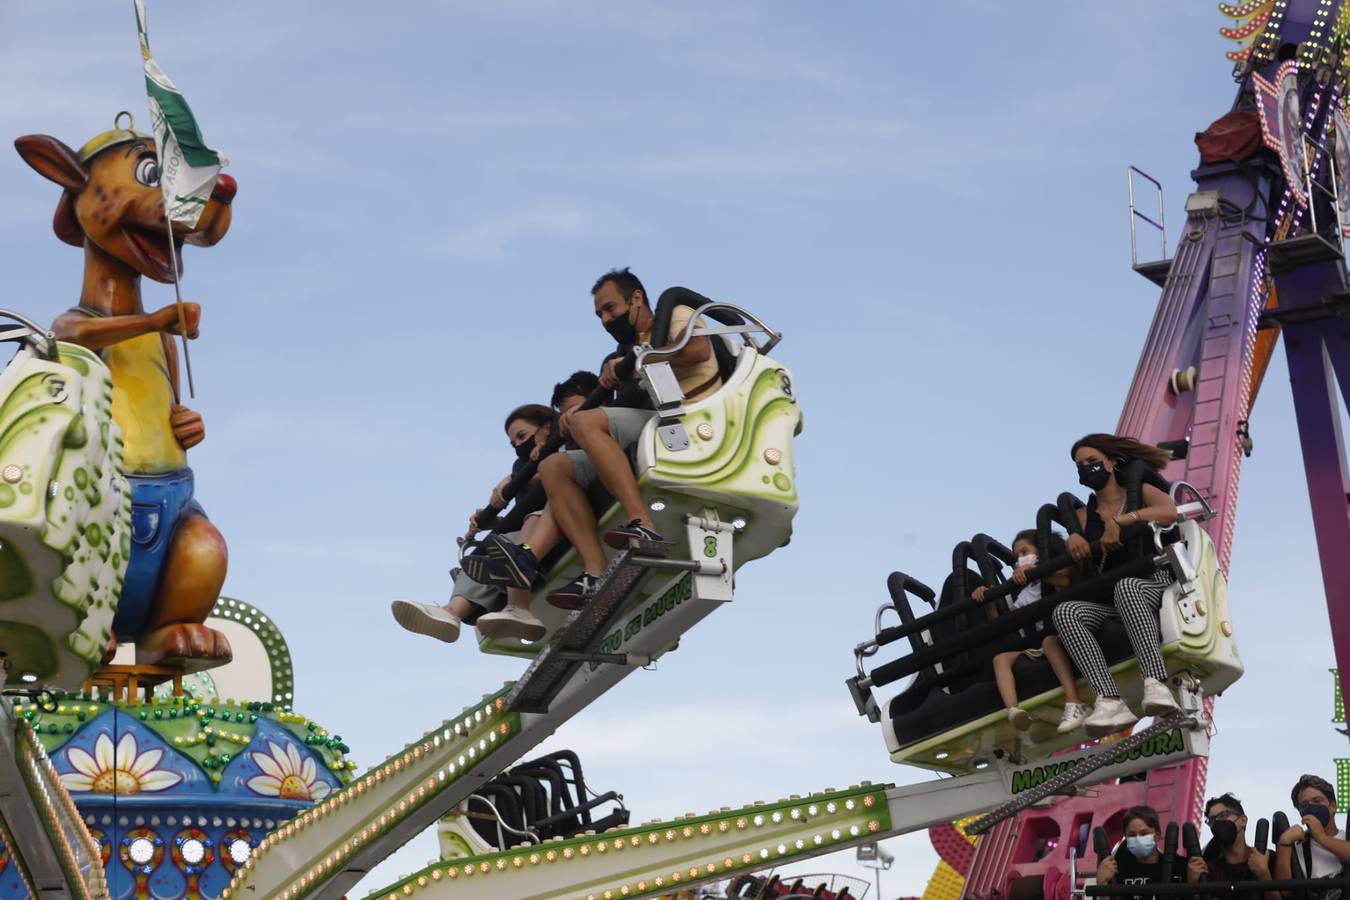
[604,306,638,346]
[1210,819,1239,847]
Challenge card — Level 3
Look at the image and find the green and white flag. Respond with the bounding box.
[134,0,228,228]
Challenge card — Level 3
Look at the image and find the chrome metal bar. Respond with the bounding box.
[635,301,784,367]
[465,795,540,846]
[1128,165,1167,266]
[629,555,725,575]
[0,309,57,360]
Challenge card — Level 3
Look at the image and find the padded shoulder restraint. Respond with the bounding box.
[651,286,744,384]
[1118,458,1172,512]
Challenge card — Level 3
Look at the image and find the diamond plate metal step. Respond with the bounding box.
[507,539,674,714]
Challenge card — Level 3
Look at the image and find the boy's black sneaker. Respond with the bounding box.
[547,573,600,610]
[603,519,664,550]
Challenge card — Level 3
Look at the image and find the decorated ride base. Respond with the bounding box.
[6,690,352,900]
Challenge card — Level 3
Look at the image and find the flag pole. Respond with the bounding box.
[161,218,195,400]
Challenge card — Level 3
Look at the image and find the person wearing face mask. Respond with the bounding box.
[1201,794,1279,900]
[972,530,1091,733]
[390,403,555,643]
[1050,433,1180,737]
[1276,774,1350,898]
[484,268,724,609]
[1098,806,1207,900]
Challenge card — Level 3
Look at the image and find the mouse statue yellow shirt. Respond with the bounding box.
[102,332,186,474]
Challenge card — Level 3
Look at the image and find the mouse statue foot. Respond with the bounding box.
[136,624,233,672]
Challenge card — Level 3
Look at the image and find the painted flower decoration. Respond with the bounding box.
[246,741,330,801]
[61,732,182,794]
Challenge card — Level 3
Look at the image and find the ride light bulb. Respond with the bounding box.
[180,838,205,865]
[128,837,155,865]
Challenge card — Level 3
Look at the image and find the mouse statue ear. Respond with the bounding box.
[15,135,89,247]
[14,135,88,192]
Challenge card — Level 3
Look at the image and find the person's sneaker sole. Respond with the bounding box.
[547,589,587,611]
[1010,708,1032,731]
[476,615,546,643]
[1142,697,1180,717]
[1083,716,1136,739]
[484,538,535,589]
[390,600,460,644]
[461,553,513,588]
[603,527,662,551]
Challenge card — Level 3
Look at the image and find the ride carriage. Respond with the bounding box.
[0,311,131,689]
[846,460,1242,774]
[470,288,802,657]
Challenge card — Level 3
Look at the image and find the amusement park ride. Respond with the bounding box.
[2,1,1350,898]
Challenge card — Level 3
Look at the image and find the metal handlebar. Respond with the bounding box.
[0,309,57,361]
[1171,481,1214,520]
[635,301,782,367]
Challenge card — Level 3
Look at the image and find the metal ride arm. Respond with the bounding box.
[227,513,736,900]
[0,690,108,898]
[361,699,1207,900]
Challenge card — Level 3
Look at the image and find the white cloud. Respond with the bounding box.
[443,205,597,259]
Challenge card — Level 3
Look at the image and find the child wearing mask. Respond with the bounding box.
[973,530,1091,734]
[1276,774,1350,896]
[1097,806,1206,900]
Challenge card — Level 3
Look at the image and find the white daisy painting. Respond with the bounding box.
[60,732,183,794]
[246,741,331,802]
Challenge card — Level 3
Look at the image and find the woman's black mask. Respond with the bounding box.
[1077,461,1111,491]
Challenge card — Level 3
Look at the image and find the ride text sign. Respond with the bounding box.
[1008,728,1188,795]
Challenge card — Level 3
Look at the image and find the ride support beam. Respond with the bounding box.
[228,517,737,900]
[363,715,1206,900]
[1277,262,1350,698]
[0,706,108,898]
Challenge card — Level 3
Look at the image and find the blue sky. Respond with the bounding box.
[2,2,1346,896]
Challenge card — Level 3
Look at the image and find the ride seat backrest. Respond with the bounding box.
[527,749,587,801]
[929,568,989,688]
[496,774,549,828]
[467,784,525,848]
[512,763,570,819]
[650,286,744,385]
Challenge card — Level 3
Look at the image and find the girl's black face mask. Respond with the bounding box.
[1077,461,1111,490]
[514,439,535,460]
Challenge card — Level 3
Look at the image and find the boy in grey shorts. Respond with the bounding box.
[562,407,655,489]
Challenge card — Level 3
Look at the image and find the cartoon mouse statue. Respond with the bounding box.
[15,114,236,671]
